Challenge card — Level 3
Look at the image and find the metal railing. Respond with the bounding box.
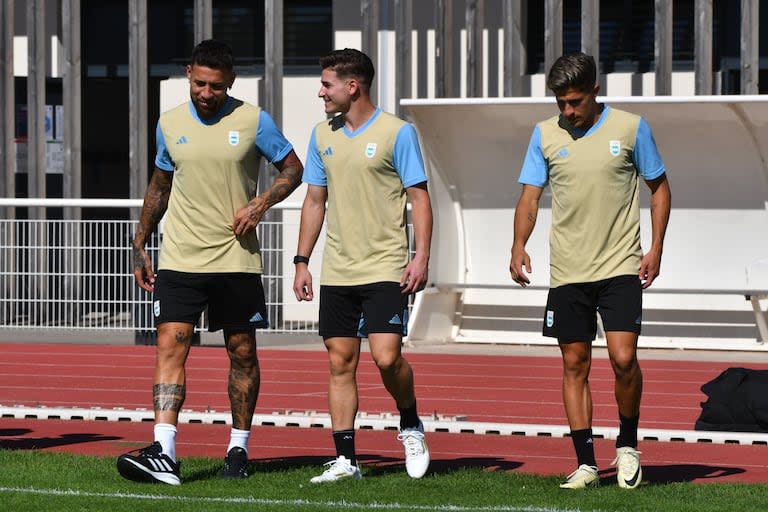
[0,198,416,338]
[0,199,314,335]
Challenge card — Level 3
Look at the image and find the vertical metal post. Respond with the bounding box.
[0,0,14,206]
[194,0,213,44]
[0,0,15,321]
[654,0,672,95]
[27,0,46,214]
[581,0,599,73]
[361,0,379,104]
[435,0,454,98]
[503,0,526,97]
[740,0,758,95]
[466,0,483,98]
[62,0,81,208]
[62,0,82,336]
[128,0,148,215]
[26,0,47,322]
[263,0,284,318]
[394,0,411,116]
[694,0,712,95]
[502,0,527,96]
[544,0,562,77]
[265,0,283,128]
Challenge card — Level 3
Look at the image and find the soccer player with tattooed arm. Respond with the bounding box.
[117,39,303,485]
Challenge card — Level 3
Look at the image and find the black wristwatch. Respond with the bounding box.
[293,255,310,265]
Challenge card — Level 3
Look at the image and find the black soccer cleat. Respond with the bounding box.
[222,446,249,479]
[116,442,181,485]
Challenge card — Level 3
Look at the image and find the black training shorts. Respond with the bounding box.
[319,281,409,339]
[152,270,268,332]
[542,274,642,342]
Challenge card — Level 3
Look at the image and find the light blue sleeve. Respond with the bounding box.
[518,126,548,187]
[302,127,326,186]
[256,110,294,164]
[633,117,666,180]
[154,121,174,171]
[393,123,428,187]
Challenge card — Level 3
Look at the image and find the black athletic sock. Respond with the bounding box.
[398,401,420,430]
[332,429,356,465]
[570,428,597,467]
[616,413,639,449]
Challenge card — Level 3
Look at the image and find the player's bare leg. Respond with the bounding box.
[369,332,429,478]
[558,340,599,488]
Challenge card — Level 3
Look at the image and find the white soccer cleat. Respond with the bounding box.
[613,446,642,489]
[310,456,362,484]
[397,421,430,478]
[559,464,599,489]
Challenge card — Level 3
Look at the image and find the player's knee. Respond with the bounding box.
[562,352,590,376]
[225,332,257,362]
[328,355,357,377]
[156,339,190,367]
[373,353,402,374]
[230,350,258,372]
[611,354,639,378]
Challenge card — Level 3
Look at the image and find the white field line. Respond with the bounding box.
[0,486,584,512]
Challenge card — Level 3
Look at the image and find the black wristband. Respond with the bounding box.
[293,255,310,265]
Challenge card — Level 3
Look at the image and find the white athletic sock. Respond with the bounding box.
[227,428,250,454]
[154,423,178,462]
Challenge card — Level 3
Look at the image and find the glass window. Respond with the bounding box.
[83,0,332,78]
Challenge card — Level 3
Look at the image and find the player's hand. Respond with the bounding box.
[639,248,662,289]
[293,265,314,301]
[132,246,155,293]
[400,256,429,294]
[509,245,532,287]
[232,199,266,236]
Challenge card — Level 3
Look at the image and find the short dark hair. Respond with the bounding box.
[546,52,597,95]
[319,48,375,90]
[191,39,234,72]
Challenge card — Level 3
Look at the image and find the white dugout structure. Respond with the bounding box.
[404,95,768,351]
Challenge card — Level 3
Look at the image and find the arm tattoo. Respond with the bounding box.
[153,383,186,413]
[262,165,303,207]
[134,171,172,251]
[527,212,536,224]
[132,246,145,270]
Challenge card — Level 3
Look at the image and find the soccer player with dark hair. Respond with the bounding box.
[116,39,303,485]
[293,48,433,483]
[510,52,671,489]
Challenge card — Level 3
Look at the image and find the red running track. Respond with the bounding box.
[1,342,768,484]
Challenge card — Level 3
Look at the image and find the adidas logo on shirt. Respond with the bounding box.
[176,136,188,145]
[322,146,333,156]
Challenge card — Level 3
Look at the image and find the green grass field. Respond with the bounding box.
[2,449,767,512]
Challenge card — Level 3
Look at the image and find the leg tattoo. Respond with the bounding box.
[153,383,186,413]
[226,332,260,430]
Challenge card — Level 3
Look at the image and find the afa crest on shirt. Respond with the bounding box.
[365,142,377,158]
[229,131,240,146]
[609,139,621,156]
